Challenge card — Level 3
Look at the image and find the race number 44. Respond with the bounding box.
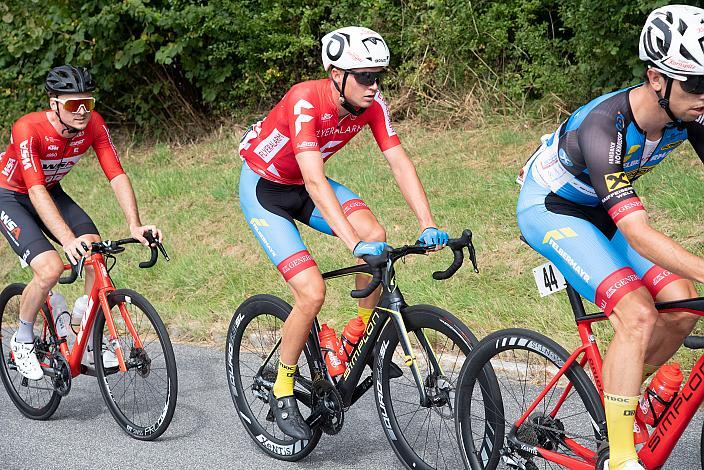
[532,262,567,297]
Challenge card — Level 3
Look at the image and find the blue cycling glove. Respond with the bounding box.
[417,227,449,247]
[353,241,388,258]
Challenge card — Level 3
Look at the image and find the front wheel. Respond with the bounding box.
[455,328,605,470]
[373,304,501,470]
[226,294,323,461]
[94,289,178,440]
[0,283,62,420]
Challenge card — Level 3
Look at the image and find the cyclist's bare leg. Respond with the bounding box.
[348,210,386,309]
[19,251,64,323]
[280,266,326,365]
[644,278,699,366]
[604,287,659,395]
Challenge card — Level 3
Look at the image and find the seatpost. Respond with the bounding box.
[566,283,588,320]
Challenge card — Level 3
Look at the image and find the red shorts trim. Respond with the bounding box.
[342,198,369,217]
[595,267,644,315]
[641,265,684,299]
[277,250,317,281]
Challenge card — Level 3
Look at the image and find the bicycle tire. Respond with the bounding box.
[373,304,500,470]
[93,288,178,441]
[226,294,322,461]
[455,328,605,470]
[0,283,62,420]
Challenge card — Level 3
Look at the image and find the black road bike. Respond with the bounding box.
[226,230,502,469]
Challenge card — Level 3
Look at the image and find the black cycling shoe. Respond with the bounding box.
[268,395,312,440]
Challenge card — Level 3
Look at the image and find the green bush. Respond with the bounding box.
[0,0,700,136]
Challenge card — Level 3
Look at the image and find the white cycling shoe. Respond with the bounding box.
[604,459,645,470]
[10,333,43,380]
[83,341,119,368]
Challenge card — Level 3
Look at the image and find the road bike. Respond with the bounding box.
[0,233,177,440]
[226,230,502,469]
[455,252,704,469]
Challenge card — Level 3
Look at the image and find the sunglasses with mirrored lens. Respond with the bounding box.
[54,97,96,113]
[346,70,384,87]
[680,75,704,95]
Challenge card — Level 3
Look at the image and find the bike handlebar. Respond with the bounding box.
[350,229,478,299]
[59,231,169,285]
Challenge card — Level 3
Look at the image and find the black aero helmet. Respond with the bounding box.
[45,65,95,94]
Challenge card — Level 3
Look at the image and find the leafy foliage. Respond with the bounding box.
[0,0,700,134]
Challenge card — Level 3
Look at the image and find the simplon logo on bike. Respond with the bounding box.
[342,309,381,380]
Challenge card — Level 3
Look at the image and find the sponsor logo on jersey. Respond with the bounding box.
[608,132,623,165]
[249,218,269,227]
[623,144,641,163]
[2,158,16,177]
[253,129,290,163]
[558,148,573,167]
[296,141,317,150]
[625,166,654,180]
[44,136,58,143]
[546,238,590,282]
[660,140,684,151]
[69,139,85,147]
[42,160,75,171]
[46,153,57,158]
[604,171,629,191]
[48,145,59,151]
[321,113,333,121]
[74,147,80,153]
[542,227,577,244]
[600,271,640,310]
[615,112,625,131]
[293,99,315,136]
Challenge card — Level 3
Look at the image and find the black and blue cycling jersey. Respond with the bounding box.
[517,85,704,314]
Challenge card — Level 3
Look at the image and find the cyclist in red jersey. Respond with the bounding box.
[238,27,449,439]
[3,65,163,381]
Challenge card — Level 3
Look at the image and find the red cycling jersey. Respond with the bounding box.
[239,79,401,185]
[0,110,125,194]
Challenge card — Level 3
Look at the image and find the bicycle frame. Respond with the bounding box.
[509,283,704,469]
[43,253,144,377]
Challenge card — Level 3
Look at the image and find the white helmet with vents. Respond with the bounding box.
[639,4,704,79]
[321,26,390,71]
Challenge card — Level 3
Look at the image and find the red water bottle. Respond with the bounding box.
[319,324,346,377]
[636,363,683,427]
[339,317,366,362]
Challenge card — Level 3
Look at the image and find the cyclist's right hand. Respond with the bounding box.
[353,241,388,258]
[62,235,93,265]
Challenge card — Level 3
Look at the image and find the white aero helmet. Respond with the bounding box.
[639,4,704,80]
[321,26,390,71]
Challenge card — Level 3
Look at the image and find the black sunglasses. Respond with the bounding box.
[680,75,704,94]
[345,69,384,87]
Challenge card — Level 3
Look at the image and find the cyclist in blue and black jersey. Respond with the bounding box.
[517,5,704,470]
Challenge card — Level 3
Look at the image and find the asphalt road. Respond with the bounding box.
[0,343,701,469]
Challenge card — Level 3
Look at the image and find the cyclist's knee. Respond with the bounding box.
[30,252,64,290]
[290,273,326,314]
[612,298,658,342]
[360,223,386,242]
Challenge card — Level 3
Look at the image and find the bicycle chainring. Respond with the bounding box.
[312,378,344,435]
[51,353,72,397]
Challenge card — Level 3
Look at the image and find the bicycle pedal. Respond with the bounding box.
[684,335,704,349]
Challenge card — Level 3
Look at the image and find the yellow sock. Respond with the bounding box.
[272,361,296,399]
[358,307,373,324]
[642,363,659,384]
[604,393,639,469]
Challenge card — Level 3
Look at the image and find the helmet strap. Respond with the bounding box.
[52,101,80,136]
[332,70,366,117]
[655,77,685,130]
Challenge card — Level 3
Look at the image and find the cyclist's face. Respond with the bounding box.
[50,93,94,131]
[332,67,384,109]
[651,71,704,121]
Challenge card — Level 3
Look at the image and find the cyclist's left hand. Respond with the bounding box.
[130,224,163,246]
[417,227,448,251]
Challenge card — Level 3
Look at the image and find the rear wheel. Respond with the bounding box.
[455,328,605,470]
[226,294,322,461]
[374,304,501,470]
[94,289,178,440]
[0,283,61,419]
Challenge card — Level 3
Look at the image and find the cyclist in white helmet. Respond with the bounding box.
[238,26,449,439]
[516,5,704,469]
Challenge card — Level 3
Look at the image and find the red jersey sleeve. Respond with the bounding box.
[90,112,125,181]
[11,120,46,189]
[367,92,401,152]
[285,85,321,155]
